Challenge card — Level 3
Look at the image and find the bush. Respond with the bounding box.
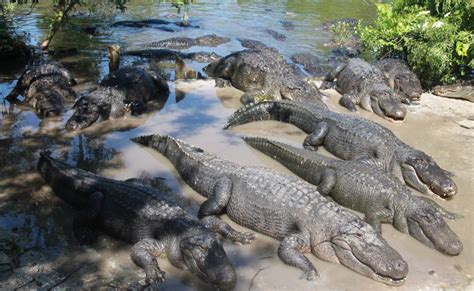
[357,0,473,88]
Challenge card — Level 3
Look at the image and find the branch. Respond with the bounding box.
[41,0,79,51]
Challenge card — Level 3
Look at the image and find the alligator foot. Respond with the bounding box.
[201,216,256,244]
[215,78,231,88]
[144,264,166,284]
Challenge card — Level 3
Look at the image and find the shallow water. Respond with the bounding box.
[1,1,473,290]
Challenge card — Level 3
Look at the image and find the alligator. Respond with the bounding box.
[146,34,230,50]
[280,20,295,31]
[321,58,406,121]
[224,100,457,199]
[37,152,252,289]
[243,137,463,255]
[432,80,474,103]
[264,29,287,41]
[327,46,359,68]
[237,38,273,51]
[321,18,358,31]
[203,48,325,105]
[108,45,221,68]
[132,134,408,285]
[66,65,169,131]
[375,58,423,104]
[111,19,200,31]
[291,52,331,78]
[4,62,77,117]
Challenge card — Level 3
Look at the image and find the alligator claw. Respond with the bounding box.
[306,270,319,281]
[234,231,256,244]
[303,144,317,151]
[145,265,166,284]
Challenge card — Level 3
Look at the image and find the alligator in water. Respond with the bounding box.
[4,62,77,117]
[132,134,408,286]
[280,20,295,31]
[37,152,251,289]
[66,65,169,131]
[244,137,463,255]
[112,19,200,31]
[264,29,287,41]
[146,34,230,50]
[237,38,273,51]
[224,100,457,199]
[291,52,332,78]
[375,58,423,104]
[321,58,406,121]
[108,45,221,66]
[203,48,325,105]
[432,80,474,102]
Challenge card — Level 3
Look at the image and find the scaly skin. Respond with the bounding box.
[122,48,222,63]
[224,100,457,199]
[244,137,463,255]
[66,65,169,131]
[146,34,230,50]
[37,152,253,290]
[323,58,406,121]
[203,48,325,106]
[132,134,408,286]
[375,58,422,104]
[4,62,77,117]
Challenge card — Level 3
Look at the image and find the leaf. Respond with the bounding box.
[456,42,469,57]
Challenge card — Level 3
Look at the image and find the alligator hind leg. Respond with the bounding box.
[198,177,232,218]
[317,168,336,196]
[201,216,256,244]
[131,238,167,284]
[278,232,318,280]
[303,121,328,151]
[73,192,104,245]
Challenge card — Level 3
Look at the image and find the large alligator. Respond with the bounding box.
[108,45,221,67]
[4,62,77,117]
[146,34,230,49]
[244,137,463,255]
[132,134,408,285]
[224,100,457,199]
[66,65,169,131]
[203,48,325,105]
[37,152,250,289]
[375,58,423,104]
[111,19,199,31]
[322,58,406,121]
[432,80,474,102]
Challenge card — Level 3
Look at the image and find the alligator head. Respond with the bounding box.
[180,233,236,290]
[399,150,457,198]
[392,73,422,103]
[34,90,63,118]
[312,218,408,285]
[369,89,406,121]
[402,203,462,255]
[65,97,101,131]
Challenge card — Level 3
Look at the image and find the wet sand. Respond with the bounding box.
[1,79,473,290]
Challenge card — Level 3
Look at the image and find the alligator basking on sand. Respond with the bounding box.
[132,134,408,285]
[108,45,221,65]
[432,80,474,103]
[375,58,422,104]
[146,34,230,49]
[244,137,463,255]
[37,152,251,289]
[224,100,457,199]
[66,65,169,131]
[203,48,325,105]
[321,58,406,120]
[4,62,77,117]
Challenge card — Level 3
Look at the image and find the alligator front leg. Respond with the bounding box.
[131,238,167,284]
[215,78,232,88]
[278,232,318,280]
[339,93,359,112]
[201,216,256,244]
[73,191,104,245]
[303,121,329,151]
[364,208,393,234]
[198,177,232,218]
[317,168,337,196]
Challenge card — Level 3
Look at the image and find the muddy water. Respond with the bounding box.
[1,0,473,290]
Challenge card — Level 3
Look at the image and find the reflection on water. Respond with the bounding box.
[1,1,472,290]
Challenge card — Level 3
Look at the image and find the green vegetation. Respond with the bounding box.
[357,0,473,87]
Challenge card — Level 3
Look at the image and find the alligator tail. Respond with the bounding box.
[224,100,296,129]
